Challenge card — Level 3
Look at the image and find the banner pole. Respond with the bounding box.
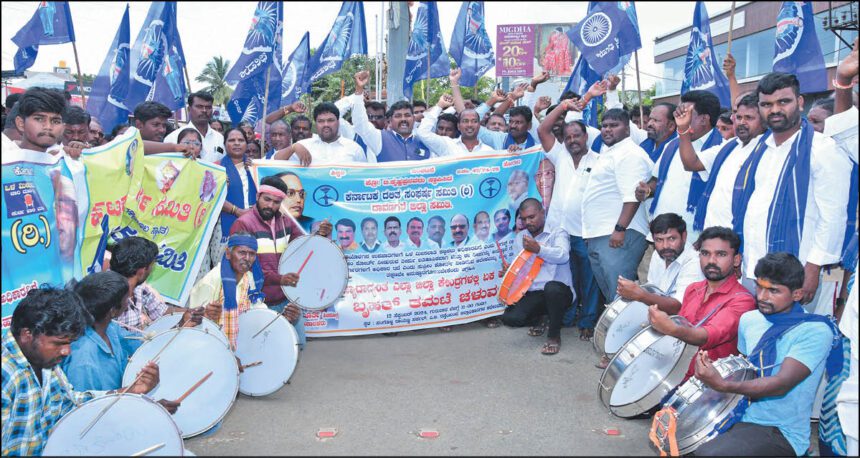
[71,41,87,108]
[727,1,736,55]
[261,65,272,153]
[634,50,644,127]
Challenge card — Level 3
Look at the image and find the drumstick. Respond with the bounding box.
[252,312,285,339]
[130,442,165,456]
[241,360,263,369]
[495,240,508,267]
[174,371,213,403]
[296,250,314,275]
[113,320,146,334]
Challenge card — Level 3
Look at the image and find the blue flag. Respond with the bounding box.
[226,1,283,126]
[682,1,732,108]
[306,1,368,84]
[404,2,449,99]
[12,1,76,74]
[773,1,827,93]
[562,55,602,128]
[124,1,188,113]
[281,32,311,106]
[86,4,131,135]
[568,2,640,76]
[449,1,494,88]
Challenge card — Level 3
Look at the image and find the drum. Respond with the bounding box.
[144,312,229,348]
[278,234,349,310]
[235,308,300,396]
[598,316,699,418]
[660,354,758,454]
[43,393,184,456]
[122,328,239,438]
[498,250,544,306]
[593,283,666,356]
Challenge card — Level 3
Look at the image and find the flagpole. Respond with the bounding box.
[261,65,272,154]
[634,50,644,127]
[727,1,736,55]
[71,41,87,108]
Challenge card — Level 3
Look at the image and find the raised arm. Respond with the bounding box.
[538,100,574,152]
[264,101,307,125]
[415,96,456,157]
[722,54,741,109]
[351,70,383,154]
[674,102,705,172]
[449,68,467,113]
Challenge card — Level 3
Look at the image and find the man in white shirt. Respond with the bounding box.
[616,213,704,313]
[675,93,766,231]
[163,92,225,164]
[273,103,366,165]
[581,108,654,303]
[470,211,492,246]
[734,72,850,316]
[359,217,382,253]
[382,216,404,252]
[500,198,574,355]
[415,95,495,157]
[635,90,725,240]
[538,99,603,339]
[405,217,437,250]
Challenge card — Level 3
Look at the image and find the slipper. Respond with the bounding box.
[541,340,560,355]
[528,316,548,336]
[484,317,501,328]
[595,355,610,369]
[579,328,594,341]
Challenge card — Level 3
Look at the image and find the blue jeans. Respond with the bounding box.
[268,300,306,349]
[563,235,604,329]
[585,229,648,302]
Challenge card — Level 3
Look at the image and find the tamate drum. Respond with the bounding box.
[498,250,544,306]
[235,308,300,396]
[279,234,349,310]
[593,283,666,357]
[144,312,229,348]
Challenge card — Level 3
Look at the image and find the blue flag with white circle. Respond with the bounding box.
[681,1,732,108]
[567,2,639,76]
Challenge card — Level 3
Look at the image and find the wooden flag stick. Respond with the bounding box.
[634,50,644,127]
[727,2,737,55]
[71,41,87,108]
[261,65,272,153]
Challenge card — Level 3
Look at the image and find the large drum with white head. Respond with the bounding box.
[598,315,698,418]
[235,308,300,396]
[278,234,349,310]
[144,312,229,348]
[594,283,665,356]
[43,393,184,456]
[122,328,239,438]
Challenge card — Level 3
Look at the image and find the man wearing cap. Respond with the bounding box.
[230,176,332,348]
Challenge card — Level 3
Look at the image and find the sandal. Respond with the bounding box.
[484,317,501,328]
[528,316,548,337]
[541,339,560,355]
[595,355,610,369]
[579,328,594,341]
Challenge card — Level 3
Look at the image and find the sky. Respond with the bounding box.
[1,1,736,94]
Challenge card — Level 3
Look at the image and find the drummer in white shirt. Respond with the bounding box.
[273,103,366,165]
[500,198,574,356]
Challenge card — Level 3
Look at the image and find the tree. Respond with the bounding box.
[196,56,233,106]
[308,54,379,103]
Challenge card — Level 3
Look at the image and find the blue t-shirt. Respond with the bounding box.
[738,310,833,455]
[61,323,141,391]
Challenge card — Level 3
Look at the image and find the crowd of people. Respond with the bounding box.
[2,32,858,456]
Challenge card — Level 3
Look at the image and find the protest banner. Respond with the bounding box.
[496,24,536,77]
[81,128,228,307]
[2,145,86,327]
[254,149,543,336]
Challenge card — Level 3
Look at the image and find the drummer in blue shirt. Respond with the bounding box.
[693,253,843,456]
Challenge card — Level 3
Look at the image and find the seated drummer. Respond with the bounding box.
[501,198,575,355]
[191,232,271,350]
[646,226,755,381]
[693,252,842,457]
[2,287,160,456]
[110,236,194,329]
[61,271,187,409]
[599,213,705,368]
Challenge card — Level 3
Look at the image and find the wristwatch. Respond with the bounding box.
[614,224,627,232]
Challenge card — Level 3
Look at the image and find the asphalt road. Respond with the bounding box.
[185,321,656,456]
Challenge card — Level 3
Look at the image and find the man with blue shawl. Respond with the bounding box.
[693,252,843,456]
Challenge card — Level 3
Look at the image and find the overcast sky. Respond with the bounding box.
[1,1,735,92]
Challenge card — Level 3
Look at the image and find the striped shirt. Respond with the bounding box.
[189,263,260,350]
[2,329,93,456]
[114,283,168,330]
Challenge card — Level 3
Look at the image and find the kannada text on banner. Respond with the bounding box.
[254,149,544,336]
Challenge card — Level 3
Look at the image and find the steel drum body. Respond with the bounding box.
[278,234,349,311]
[599,315,699,418]
[43,393,184,456]
[593,283,665,356]
[498,249,544,306]
[144,313,229,348]
[663,354,758,454]
[122,328,239,438]
[235,308,300,396]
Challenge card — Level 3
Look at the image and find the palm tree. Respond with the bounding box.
[196,56,233,106]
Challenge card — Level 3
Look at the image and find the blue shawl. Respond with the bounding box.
[692,138,741,232]
[732,120,813,255]
[503,132,537,150]
[219,155,257,239]
[639,131,678,163]
[650,128,723,215]
[221,235,265,311]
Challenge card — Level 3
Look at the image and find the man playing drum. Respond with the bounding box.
[693,252,843,456]
[191,232,268,351]
[647,226,755,381]
[229,176,332,349]
[500,198,574,356]
[2,288,160,456]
